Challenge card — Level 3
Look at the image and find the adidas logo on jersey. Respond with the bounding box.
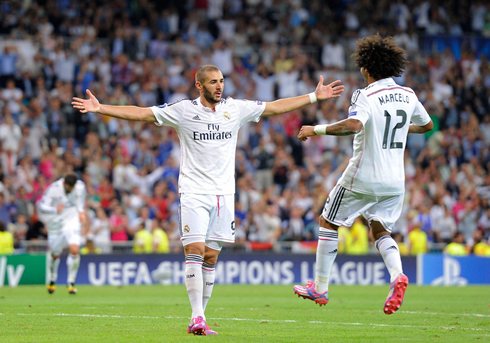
[329,249,338,254]
[192,115,201,120]
[386,245,398,251]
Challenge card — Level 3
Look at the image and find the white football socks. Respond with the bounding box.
[185,254,205,320]
[376,235,403,282]
[66,253,80,285]
[202,262,216,311]
[48,254,61,283]
[315,227,338,294]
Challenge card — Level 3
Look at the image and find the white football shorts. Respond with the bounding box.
[322,183,404,232]
[48,216,81,255]
[179,193,236,249]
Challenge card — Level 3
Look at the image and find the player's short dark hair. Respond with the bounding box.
[64,172,78,187]
[0,221,5,232]
[195,65,221,83]
[352,34,408,80]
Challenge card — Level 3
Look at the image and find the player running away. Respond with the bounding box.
[72,64,344,335]
[293,34,433,314]
[39,172,87,295]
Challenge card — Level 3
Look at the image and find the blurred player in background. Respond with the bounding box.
[72,64,344,335]
[294,34,433,315]
[39,172,86,294]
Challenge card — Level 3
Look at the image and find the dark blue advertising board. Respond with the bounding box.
[56,254,417,286]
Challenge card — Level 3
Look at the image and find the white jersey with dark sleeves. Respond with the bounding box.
[38,178,86,233]
[338,78,431,196]
[151,97,266,195]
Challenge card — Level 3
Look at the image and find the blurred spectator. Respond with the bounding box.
[81,236,102,254]
[347,217,369,255]
[25,220,47,241]
[444,231,469,256]
[409,224,428,254]
[92,207,111,253]
[109,205,129,242]
[153,224,170,253]
[337,226,352,254]
[472,230,490,256]
[393,233,410,256]
[133,222,152,253]
[0,221,14,255]
[0,193,11,227]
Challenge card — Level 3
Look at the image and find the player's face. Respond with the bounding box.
[200,71,224,104]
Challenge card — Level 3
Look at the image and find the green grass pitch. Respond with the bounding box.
[1,284,489,342]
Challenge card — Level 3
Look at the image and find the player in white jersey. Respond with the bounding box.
[293,35,433,315]
[72,64,344,335]
[38,173,86,295]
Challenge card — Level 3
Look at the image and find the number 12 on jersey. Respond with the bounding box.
[382,110,407,149]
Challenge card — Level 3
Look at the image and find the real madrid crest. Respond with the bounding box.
[223,112,230,120]
[184,225,190,233]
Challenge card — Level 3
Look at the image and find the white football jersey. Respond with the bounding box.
[38,178,86,233]
[338,78,431,195]
[151,97,265,195]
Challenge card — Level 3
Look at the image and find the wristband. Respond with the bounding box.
[314,124,328,135]
[309,92,317,104]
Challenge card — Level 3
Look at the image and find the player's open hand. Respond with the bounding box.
[297,126,316,141]
[314,76,344,101]
[72,89,100,113]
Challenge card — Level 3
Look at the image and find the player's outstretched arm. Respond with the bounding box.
[72,89,156,122]
[297,118,363,141]
[408,120,433,134]
[262,76,344,117]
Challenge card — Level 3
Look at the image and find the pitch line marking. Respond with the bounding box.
[3,313,489,332]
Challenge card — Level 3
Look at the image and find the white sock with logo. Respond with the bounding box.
[315,227,338,294]
[66,254,80,285]
[376,236,403,283]
[48,254,60,283]
[185,254,205,320]
[202,262,216,311]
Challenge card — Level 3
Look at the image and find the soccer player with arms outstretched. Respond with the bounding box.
[72,65,344,335]
[294,34,433,314]
[39,172,86,295]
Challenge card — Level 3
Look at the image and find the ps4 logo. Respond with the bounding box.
[431,257,468,286]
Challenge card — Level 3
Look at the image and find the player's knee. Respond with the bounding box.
[318,215,338,231]
[52,254,60,260]
[203,252,219,265]
[184,243,205,257]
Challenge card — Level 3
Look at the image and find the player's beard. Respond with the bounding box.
[202,85,222,104]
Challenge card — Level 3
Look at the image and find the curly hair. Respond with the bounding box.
[352,34,408,80]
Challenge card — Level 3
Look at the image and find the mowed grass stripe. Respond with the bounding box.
[3,312,490,332]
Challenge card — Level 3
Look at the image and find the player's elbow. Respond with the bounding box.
[421,120,434,133]
[348,118,363,134]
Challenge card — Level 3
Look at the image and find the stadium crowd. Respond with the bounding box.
[0,0,490,256]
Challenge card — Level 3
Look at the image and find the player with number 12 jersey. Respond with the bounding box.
[339,78,430,196]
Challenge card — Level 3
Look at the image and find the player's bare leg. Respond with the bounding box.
[294,215,337,306]
[371,221,408,314]
[67,244,80,294]
[47,253,60,294]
